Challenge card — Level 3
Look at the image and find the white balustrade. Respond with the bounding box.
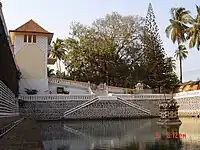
[107,86,125,93]
[174,90,200,99]
[19,93,173,101]
[48,78,89,88]
[114,94,172,100]
[19,94,96,101]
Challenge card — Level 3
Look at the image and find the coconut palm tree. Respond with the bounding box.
[174,44,188,83]
[50,38,65,75]
[165,7,193,44]
[165,7,192,83]
[187,5,200,50]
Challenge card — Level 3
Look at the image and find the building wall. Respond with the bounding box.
[175,96,200,116]
[16,45,45,79]
[172,90,200,117]
[0,3,19,117]
[0,80,19,117]
[48,59,67,73]
[0,7,18,96]
[48,82,90,94]
[14,35,48,93]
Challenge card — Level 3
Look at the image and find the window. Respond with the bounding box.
[24,35,27,42]
[33,35,36,43]
[24,34,37,43]
[28,35,32,43]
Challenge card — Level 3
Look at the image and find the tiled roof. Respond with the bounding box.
[10,19,52,34]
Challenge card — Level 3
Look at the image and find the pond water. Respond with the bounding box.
[37,118,200,150]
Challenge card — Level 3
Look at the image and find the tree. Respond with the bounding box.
[55,70,66,79]
[47,67,55,77]
[142,3,179,93]
[50,38,65,75]
[165,7,192,44]
[165,57,176,71]
[174,44,188,82]
[187,5,200,50]
[64,12,144,87]
[165,7,192,83]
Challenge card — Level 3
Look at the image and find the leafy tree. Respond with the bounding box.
[47,67,55,77]
[187,5,200,50]
[50,38,65,75]
[174,44,188,82]
[165,57,176,71]
[142,3,179,93]
[64,12,144,87]
[55,70,67,79]
[61,10,178,91]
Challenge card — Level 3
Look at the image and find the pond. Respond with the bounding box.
[36,118,200,150]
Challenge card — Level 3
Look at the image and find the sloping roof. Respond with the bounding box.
[10,19,51,34]
[9,19,54,43]
[175,80,200,92]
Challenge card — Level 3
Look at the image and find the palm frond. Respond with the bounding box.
[165,25,172,38]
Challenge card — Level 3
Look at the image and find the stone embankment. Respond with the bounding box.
[19,94,170,120]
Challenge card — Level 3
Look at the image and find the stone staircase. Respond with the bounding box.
[0,116,24,138]
[63,97,99,117]
[0,120,44,150]
[63,96,152,119]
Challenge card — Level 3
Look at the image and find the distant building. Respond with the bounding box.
[9,19,56,94]
[174,80,200,93]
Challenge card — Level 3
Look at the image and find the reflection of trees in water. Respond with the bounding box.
[57,145,70,150]
[145,125,183,150]
[123,142,140,150]
[114,125,183,150]
[92,141,140,150]
[111,139,183,150]
[145,138,183,150]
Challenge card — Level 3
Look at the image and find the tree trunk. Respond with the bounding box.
[158,86,161,94]
[58,60,62,72]
[58,60,62,78]
[179,56,183,83]
[56,59,59,73]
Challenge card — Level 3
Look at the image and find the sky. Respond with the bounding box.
[1,0,200,82]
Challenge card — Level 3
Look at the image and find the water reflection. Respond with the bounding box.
[36,118,200,150]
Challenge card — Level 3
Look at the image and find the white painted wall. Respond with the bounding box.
[48,82,89,94]
[48,59,67,73]
[14,34,49,94]
[19,79,48,94]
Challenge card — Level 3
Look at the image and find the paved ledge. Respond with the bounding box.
[0,116,21,129]
[0,120,44,150]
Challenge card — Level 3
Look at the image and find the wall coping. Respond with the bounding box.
[174,90,200,99]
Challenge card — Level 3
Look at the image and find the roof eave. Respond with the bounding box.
[9,30,54,44]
